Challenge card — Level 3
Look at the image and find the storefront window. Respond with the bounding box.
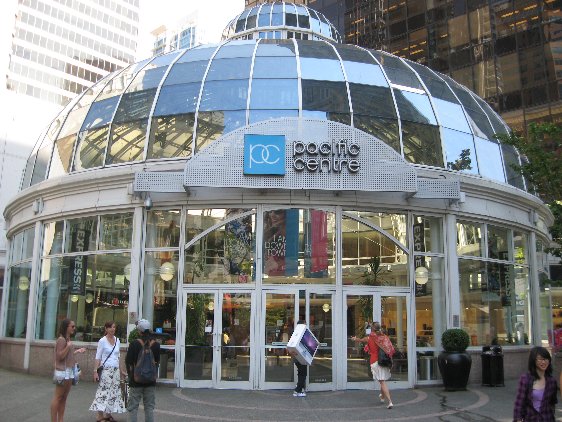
[146,209,181,248]
[185,209,253,244]
[262,209,335,284]
[64,216,98,253]
[5,262,32,338]
[344,211,407,246]
[415,257,445,348]
[487,224,509,260]
[185,213,256,284]
[413,215,443,253]
[100,214,134,250]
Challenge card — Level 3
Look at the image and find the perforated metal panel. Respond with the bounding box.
[134,171,183,192]
[183,118,418,192]
[415,179,461,199]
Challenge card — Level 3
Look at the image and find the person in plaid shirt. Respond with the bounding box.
[513,346,557,421]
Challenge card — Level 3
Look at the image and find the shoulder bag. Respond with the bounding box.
[97,339,117,380]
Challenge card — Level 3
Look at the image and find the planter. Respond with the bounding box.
[438,351,472,391]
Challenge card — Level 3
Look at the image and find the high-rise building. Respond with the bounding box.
[150,13,202,57]
[0,0,139,302]
[316,0,562,135]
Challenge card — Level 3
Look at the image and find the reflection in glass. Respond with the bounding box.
[262,209,335,284]
[401,121,443,167]
[474,137,506,182]
[250,79,299,109]
[502,144,524,189]
[74,127,109,170]
[488,225,509,261]
[185,292,214,380]
[457,221,483,257]
[249,109,298,124]
[221,293,252,382]
[5,263,32,338]
[206,57,252,81]
[199,80,248,111]
[148,114,195,159]
[195,110,246,151]
[300,57,344,81]
[164,60,209,86]
[264,293,295,382]
[99,213,134,250]
[346,294,372,382]
[442,128,478,174]
[106,119,148,164]
[65,216,98,253]
[307,293,332,384]
[353,115,400,153]
[48,135,76,178]
[412,215,443,253]
[513,231,528,264]
[343,61,387,86]
[252,56,297,78]
[302,80,349,114]
[431,98,471,133]
[146,210,181,249]
[185,214,255,284]
[348,83,396,119]
[415,257,445,349]
[394,90,437,125]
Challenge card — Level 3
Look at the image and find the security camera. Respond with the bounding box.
[144,195,153,210]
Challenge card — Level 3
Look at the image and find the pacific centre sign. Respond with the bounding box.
[243,134,360,176]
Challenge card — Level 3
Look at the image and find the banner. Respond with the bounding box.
[68,221,91,296]
[305,210,328,278]
[413,221,426,296]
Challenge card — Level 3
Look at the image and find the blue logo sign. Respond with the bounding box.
[244,134,285,175]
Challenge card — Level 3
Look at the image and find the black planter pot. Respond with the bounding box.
[438,351,472,391]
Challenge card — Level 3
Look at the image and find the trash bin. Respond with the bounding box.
[481,345,504,386]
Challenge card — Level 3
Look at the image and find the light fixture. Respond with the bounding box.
[160,262,175,281]
[144,193,153,210]
[85,292,94,303]
[322,303,330,313]
[208,300,215,311]
[415,266,429,285]
[124,263,131,280]
[70,294,79,303]
[18,276,30,291]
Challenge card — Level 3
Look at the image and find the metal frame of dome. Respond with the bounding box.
[221,1,342,43]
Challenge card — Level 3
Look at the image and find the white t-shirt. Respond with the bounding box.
[95,336,120,368]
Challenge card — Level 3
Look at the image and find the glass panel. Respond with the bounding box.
[300,58,344,81]
[48,135,76,178]
[185,209,251,244]
[371,52,423,89]
[401,121,444,167]
[12,227,35,263]
[415,257,445,349]
[164,60,209,86]
[258,4,271,27]
[460,261,530,346]
[146,210,181,249]
[206,57,252,81]
[343,61,387,86]
[126,52,180,92]
[264,293,295,382]
[442,128,479,174]
[99,213,134,250]
[256,40,295,57]
[502,144,524,189]
[214,42,256,59]
[382,296,408,381]
[412,215,443,253]
[81,97,120,131]
[185,214,255,284]
[153,83,200,116]
[457,221,483,257]
[346,294,372,382]
[106,119,147,164]
[198,79,248,111]
[513,231,528,265]
[344,211,407,245]
[113,89,157,124]
[341,217,407,286]
[488,225,509,261]
[249,109,299,124]
[250,79,298,109]
[252,56,297,78]
[353,115,400,153]
[96,60,151,102]
[74,126,109,170]
[393,90,437,125]
[143,251,178,342]
[474,137,506,182]
[36,254,130,341]
[308,293,332,384]
[262,209,335,284]
[195,110,246,151]
[43,221,64,256]
[184,293,214,380]
[5,263,32,338]
[302,80,349,114]
[148,113,195,159]
[64,216,98,253]
[220,293,251,382]
[432,98,471,133]
[348,83,396,119]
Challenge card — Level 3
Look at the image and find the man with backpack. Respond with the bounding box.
[125,319,160,422]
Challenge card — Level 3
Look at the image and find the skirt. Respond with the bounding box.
[370,362,391,381]
[89,366,126,414]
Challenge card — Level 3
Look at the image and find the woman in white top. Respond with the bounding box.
[90,321,127,422]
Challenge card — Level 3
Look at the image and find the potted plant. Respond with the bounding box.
[437,328,471,391]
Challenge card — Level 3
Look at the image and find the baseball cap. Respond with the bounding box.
[136,319,151,333]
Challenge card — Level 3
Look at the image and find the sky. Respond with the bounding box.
[136,0,246,60]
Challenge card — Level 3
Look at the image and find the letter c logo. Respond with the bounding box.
[249,144,281,168]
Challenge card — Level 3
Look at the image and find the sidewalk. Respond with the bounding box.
[2,368,561,421]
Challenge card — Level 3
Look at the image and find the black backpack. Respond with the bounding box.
[133,339,158,384]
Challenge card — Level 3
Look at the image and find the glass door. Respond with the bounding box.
[344,291,411,389]
[260,289,335,390]
[181,289,254,388]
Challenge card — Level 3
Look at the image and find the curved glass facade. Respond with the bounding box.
[22,26,525,192]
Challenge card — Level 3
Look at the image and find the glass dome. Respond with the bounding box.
[222,2,342,43]
[21,6,525,192]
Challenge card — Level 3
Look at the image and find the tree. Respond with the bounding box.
[497,122,562,257]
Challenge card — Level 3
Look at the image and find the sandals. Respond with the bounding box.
[96,416,116,422]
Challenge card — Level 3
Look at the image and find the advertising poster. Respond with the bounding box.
[68,221,91,296]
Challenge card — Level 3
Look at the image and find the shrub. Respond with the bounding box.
[441,328,470,352]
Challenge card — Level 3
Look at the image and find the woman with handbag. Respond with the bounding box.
[352,321,395,409]
[50,318,86,422]
[90,321,127,422]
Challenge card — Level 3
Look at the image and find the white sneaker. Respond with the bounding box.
[379,393,385,403]
[292,391,298,397]
[297,392,306,397]
[387,402,393,409]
